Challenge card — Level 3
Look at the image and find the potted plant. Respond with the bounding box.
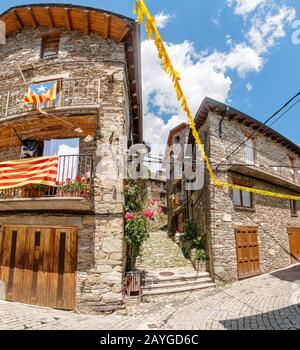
[192,249,209,272]
[21,183,47,198]
[60,176,90,197]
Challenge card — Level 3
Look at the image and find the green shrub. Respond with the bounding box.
[182,219,205,259]
[194,249,208,261]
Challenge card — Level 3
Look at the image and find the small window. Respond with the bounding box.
[288,156,296,181]
[244,138,255,164]
[290,200,298,217]
[233,188,253,209]
[41,34,60,59]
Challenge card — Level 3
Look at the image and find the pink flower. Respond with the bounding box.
[125,212,133,221]
[124,185,129,190]
[142,210,154,220]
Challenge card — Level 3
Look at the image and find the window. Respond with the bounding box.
[233,188,253,209]
[288,156,296,181]
[290,200,298,217]
[244,137,255,164]
[41,34,60,59]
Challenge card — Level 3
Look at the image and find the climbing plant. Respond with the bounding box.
[124,178,150,271]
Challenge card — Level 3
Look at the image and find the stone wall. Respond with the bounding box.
[190,112,300,284]
[0,26,133,312]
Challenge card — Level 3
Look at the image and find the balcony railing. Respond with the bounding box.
[0,78,101,119]
[0,155,93,200]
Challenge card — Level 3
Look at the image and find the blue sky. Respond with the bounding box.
[1,0,300,148]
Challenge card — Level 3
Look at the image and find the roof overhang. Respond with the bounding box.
[0,3,143,143]
[194,97,300,157]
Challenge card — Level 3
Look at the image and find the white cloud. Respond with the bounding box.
[154,12,173,29]
[227,0,266,17]
[246,83,253,91]
[247,6,296,53]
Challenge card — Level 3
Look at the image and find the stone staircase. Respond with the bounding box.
[137,230,215,298]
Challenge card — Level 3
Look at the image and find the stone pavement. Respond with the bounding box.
[1,264,300,330]
[137,230,192,268]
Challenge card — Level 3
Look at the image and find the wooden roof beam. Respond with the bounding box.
[118,24,132,43]
[46,7,55,27]
[27,7,38,28]
[104,14,111,39]
[84,10,91,34]
[12,10,23,30]
[64,8,72,31]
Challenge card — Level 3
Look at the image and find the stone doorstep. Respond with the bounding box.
[142,282,215,297]
[143,271,210,283]
[142,277,213,290]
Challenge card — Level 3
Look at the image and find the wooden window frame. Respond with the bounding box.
[244,135,256,165]
[232,179,254,210]
[288,155,296,181]
[41,33,60,59]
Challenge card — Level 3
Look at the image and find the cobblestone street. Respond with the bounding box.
[1,264,300,330]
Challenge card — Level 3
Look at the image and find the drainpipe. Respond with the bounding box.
[218,106,229,138]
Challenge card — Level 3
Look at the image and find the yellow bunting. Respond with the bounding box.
[134,0,300,201]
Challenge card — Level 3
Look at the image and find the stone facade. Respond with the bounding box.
[188,108,300,285]
[165,124,190,235]
[0,12,141,313]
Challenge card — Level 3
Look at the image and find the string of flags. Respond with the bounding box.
[134,0,300,201]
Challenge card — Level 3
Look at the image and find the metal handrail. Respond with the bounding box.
[0,154,93,200]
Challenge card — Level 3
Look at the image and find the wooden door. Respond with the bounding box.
[235,227,260,279]
[0,225,78,310]
[288,228,300,264]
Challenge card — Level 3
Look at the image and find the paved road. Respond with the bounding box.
[1,264,300,330]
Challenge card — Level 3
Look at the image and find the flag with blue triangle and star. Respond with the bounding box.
[23,81,57,103]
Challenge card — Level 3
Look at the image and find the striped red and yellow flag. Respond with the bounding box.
[0,156,59,190]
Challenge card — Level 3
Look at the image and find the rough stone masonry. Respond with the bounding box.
[0,25,134,313]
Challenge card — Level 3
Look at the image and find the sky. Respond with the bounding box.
[1,0,300,160]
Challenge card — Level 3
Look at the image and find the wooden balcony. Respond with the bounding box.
[0,78,101,120]
[0,155,93,212]
[229,164,300,193]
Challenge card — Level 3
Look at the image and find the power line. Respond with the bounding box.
[217,91,300,168]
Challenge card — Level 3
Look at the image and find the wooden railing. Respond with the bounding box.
[0,78,101,119]
[0,155,93,200]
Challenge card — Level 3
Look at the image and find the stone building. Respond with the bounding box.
[185,97,300,284]
[0,4,142,313]
[165,123,190,236]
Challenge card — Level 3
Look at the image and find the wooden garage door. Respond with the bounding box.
[235,227,260,279]
[288,228,300,264]
[0,225,78,310]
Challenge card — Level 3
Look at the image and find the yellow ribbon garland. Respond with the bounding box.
[134,0,300,201]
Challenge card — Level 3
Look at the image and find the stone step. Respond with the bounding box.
[142,282,215,296]
[143,271,210,284]
[142,277,213,290]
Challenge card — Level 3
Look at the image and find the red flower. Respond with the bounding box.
[142,210,154,220]
[125,212,133,221]
[66,178,71,182]
[76,176,81,182]
[158,207,163,214]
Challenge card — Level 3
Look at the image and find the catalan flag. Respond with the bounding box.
[23,81,57,103]
[0,156,59,190]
